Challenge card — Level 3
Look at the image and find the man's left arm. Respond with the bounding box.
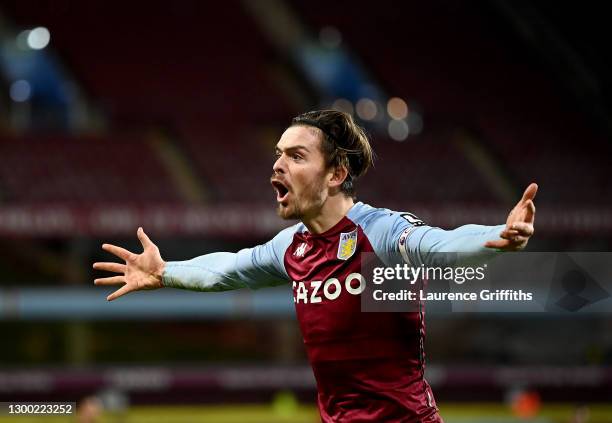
[401,183,537,267]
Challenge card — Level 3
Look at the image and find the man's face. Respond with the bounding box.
[271,125,331,220]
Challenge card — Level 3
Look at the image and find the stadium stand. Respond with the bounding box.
[294,0,612,206]
[1,0,294,205]
[0,133,182,204]
[3,0,610,209]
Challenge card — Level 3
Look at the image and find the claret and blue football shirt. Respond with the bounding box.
[163,202,505,422]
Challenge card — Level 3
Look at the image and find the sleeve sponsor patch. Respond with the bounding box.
[400,212,426,227]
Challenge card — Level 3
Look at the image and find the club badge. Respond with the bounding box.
[337,228,358,260]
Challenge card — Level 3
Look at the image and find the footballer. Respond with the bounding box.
[94,110,537,422]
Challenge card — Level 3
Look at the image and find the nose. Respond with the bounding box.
[273,154,286,174]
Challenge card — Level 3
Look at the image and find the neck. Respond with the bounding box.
[303,194,355,235]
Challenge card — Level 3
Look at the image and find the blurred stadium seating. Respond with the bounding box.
[0,133,182,204]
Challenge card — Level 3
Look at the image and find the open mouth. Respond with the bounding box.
[271,179,290,203]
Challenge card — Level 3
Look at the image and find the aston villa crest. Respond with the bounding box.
[337,228,358,260]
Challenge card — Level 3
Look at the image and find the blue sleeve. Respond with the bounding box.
[351,202,506,268]
[161,225,297,291]
[400,224,507,267]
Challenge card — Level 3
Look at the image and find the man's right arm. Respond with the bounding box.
[94,225,298,301]
[163,226,296,291]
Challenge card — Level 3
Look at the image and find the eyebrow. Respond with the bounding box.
[275,145,310,153]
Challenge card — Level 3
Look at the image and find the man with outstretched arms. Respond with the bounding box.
[94,110,537,422]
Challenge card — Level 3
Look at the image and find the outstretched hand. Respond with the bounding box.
[485,183,538,251]
[93,227,165,301]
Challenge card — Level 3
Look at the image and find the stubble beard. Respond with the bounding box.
[276,178,326,221]
[276,202,301,220]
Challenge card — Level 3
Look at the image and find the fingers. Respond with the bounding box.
[107,284,134,301]
[498,222,533,248]
[500,229,519,239]
[485,239,509,249]
[102,243,135,262]
[137,227,155,251]
[500,233,528,243]
[500,229,530,243]
[486,225,532,250]
[485,238,529,250]
[524,199,536,223]
[93,262,126,274]
[509,222,534,236]
[94,275,126,286]
[520,182,538,203]
[506,235,529,244]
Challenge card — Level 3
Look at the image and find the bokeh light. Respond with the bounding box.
[332,98,354,115]
[355,98,377,120]
[387,97,408,120]
[10,80,32,102]
[388,119,409,141]
[27,27,50,50]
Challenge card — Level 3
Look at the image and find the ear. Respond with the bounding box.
[328,164,349,190]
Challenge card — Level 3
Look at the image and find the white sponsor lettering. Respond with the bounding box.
[323,278,342,300]
[345,273,366,295]
[294,280,308,303]
[310,280,323,303]
[293,273,367,304]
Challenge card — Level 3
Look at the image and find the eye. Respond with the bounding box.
[292,153,303,161]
